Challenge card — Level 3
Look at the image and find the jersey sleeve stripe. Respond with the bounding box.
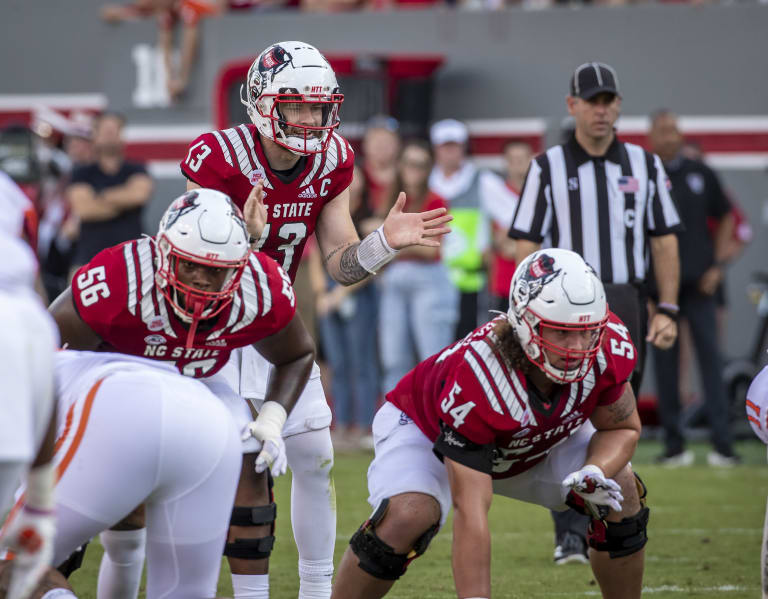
[319,135,339,179]
[333,132,348,164]
[300,152,323,188]
[224,127,253,179]
[249,254,272,317]
[238,125,263,173]
[237,125,274,190]
[137,238,158,325]
[124,242,139,316]
[471,340,526,422]
[464,347,505,415]
[137,239,176,338]
[234,125,259,171]
[212,131,234,167]
[596,349,608,374]
[561,380,580,416]
[231,263,260,333]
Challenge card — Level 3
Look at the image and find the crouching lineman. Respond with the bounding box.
[52,350,240,597]
[48,188,315,596]
[331,249,648,599]
[746,369,768,599]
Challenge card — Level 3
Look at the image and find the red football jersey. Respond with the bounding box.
[180,124,355,282]
[71,238,296,379]
[386,313,636,478]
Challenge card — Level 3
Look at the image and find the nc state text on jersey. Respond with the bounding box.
[271,202,314,219]
[143,346,222,359]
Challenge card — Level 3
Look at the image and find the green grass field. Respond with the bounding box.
[67,439,768,598]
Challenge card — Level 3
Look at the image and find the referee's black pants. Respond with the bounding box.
[551,282,647,546]
[652,287,733,456]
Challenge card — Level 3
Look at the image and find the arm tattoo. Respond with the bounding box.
[335,243,370,285]
[607,393,635,425]
[323,243,349,265]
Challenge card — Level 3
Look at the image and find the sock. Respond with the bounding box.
[232,573,270,599]
[298,558,333,599]
[41,592,78,599]
[97,528,146,599]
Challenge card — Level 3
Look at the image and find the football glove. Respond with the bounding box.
[242,401,288,476]
[562,464,623,518]
[0,463,56,599]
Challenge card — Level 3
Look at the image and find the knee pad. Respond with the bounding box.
[349,498,439,581]
[588,473,650,559]
[224,471,277,560]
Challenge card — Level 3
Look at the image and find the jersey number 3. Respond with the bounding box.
[76,266,111,307]
[255,222,308,273]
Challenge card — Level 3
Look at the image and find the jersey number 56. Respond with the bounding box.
[76,266,111,307]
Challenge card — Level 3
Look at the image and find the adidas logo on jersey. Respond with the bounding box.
[297,185,317,199]
[206,339,228,347]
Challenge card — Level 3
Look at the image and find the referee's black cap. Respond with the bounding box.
[570,62,620,100]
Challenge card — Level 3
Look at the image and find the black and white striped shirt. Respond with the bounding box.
[509,135,683,284]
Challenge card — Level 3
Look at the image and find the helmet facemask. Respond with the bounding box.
[517,308,607,384]
[259,89,342,155]
[155,235,247,331]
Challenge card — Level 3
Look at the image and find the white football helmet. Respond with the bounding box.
[240,41,343,155]
[155,189,250,328]
[507,249,608,383]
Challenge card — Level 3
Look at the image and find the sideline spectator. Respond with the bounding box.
[66,113,153,272]
[361,115,400,215]
[429,118,515,339]
[488,140,531,311]
[377,139,458,393]
[310,165,380,449]
[648,109,739,467]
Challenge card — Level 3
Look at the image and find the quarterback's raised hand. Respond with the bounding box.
[244,181,268,243]
[562,464,623,517]
[381,192,453,250]
[241,401,288,476]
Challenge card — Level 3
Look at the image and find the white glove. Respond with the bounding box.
[242,401,288,476]
[0,463,56,599]
[562,464,623,517]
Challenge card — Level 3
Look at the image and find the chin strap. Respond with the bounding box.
[184,298,205,349]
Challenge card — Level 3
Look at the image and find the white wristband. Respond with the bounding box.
[256,401,288,438]
[26,461,55,511]
[356,225,398,274]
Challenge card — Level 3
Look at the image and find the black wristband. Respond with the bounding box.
[657,307,679,321]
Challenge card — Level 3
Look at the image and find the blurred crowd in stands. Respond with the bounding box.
[98,0,767,104]
[0,104,754,451]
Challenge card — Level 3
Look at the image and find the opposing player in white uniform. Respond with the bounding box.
[746,369,768,599]
[179,41,452,599]
[50,350,241,598]
[0,173,59,599]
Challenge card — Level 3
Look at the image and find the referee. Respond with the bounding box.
[508,62,684,565]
